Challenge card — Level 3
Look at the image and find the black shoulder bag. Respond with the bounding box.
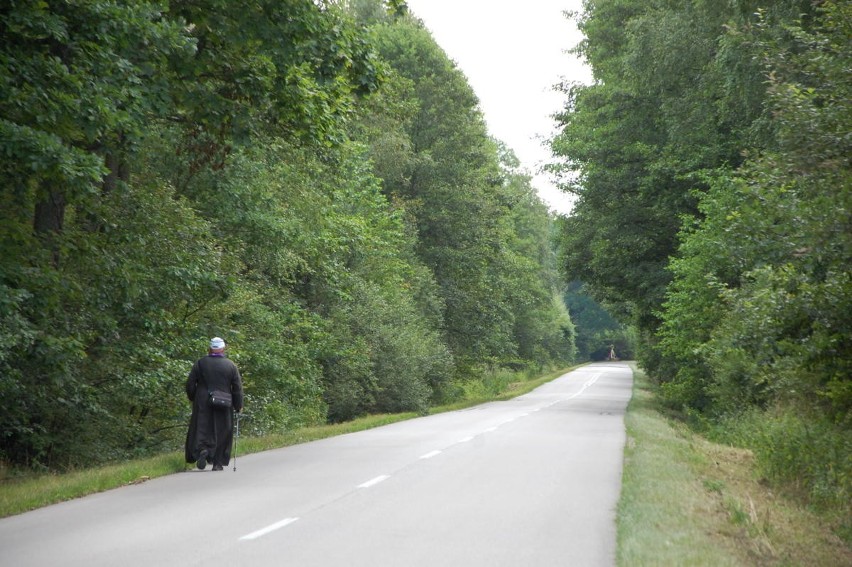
[209,389,233,408]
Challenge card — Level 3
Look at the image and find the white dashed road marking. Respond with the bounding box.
[240,517,299,541]
[240,370,606,542]
[358,474,391,489]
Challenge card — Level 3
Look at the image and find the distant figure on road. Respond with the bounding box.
[607,344,617,361]
[185,337,244,471]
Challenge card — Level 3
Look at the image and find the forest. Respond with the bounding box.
[551,0,849,518]
[0,0,580,472]
[1,0,847,527]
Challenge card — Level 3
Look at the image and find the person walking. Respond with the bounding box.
[185,337,244,471]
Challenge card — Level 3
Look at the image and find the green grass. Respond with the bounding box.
[618,364,852,566]
[0,453,186,518]
[617,367,743,566]
[0,365,578,518]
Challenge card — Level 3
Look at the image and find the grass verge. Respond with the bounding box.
[0,365,578,518]
[618,364,852,566]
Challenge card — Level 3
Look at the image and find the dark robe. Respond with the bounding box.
[184,354,244,467]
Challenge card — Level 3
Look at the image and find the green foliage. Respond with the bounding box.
[0,0,573,471]
[713,409,851,515]
[168,0,381,151]
[550,0,814,357]
[371,18,575,373]
[656,2,851,423]
[554,0,849,521]
[0,0,386,468]
[0,175,224,468]
[564,280,635,361]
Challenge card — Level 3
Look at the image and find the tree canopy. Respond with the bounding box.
[0,0,575,470]
[550,0,850,514]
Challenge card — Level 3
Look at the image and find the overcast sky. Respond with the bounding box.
[404,0,592,215]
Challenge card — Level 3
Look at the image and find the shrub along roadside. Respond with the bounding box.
[618,365,852,566]
[0,365,576,518]
[706,408,852,546]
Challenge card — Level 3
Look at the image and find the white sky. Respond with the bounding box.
[404,0,592,215]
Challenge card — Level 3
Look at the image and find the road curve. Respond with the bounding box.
[0,362,633,566]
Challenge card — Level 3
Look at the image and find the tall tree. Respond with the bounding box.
[550,0,813,365]
[0,0,575,471]
[653,2,850,512]
[656,1,851,418]
[371,17,519,369]
[0,0,382,468]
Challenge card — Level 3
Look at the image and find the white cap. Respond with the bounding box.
[210,337,226,350]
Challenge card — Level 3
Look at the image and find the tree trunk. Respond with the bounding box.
[33,190,66,266]
[33,190,66,235]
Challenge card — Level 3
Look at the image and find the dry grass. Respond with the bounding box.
[618,364,852,567]
[696,436,852,566]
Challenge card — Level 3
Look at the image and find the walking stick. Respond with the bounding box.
[233,410,240,472]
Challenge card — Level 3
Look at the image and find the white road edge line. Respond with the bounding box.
[358,474,390,488]
[457,436,474,443]
[240,517,299,541]
[419,450,442,459]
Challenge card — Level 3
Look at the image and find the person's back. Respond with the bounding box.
[184,337,244,471]
[195,355,240,395]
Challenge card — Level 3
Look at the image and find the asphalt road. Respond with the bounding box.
[0,362,633,567]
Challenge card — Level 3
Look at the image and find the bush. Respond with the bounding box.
[712,408,851,514]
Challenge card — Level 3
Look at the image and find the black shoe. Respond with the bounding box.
[196,449,208,470]
[212,464,224,471]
